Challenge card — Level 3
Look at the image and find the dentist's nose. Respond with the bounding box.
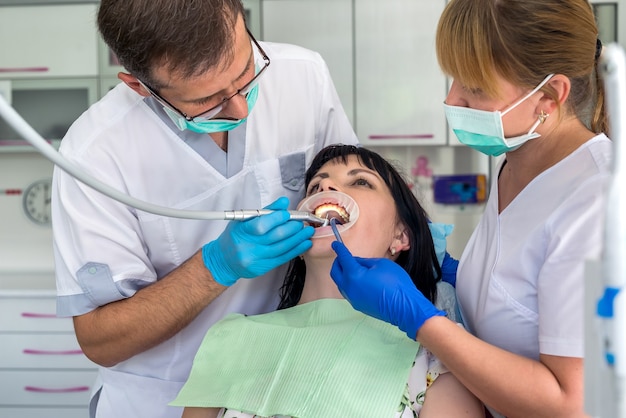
[216,93,249,120]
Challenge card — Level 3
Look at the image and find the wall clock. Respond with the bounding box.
[22,178,52,226]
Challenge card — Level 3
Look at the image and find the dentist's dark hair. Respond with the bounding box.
[278,144,441,309]
[97,0,245,90]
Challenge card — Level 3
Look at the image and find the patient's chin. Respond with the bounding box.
[304,238,336,258]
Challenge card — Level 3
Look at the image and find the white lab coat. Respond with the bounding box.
[52,41,358,418]
[457,134,611,417]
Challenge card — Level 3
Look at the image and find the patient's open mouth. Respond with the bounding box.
[297,191,359,238]
[314,203,350,226]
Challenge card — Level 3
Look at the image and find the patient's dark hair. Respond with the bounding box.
[278,144,441,309]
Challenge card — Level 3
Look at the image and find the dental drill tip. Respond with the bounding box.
[307,214,328,225]
[286,210,327,225]
[329,218,344,244]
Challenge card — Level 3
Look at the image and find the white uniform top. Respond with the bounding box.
[52,42,358,418]
[458,134,611,361]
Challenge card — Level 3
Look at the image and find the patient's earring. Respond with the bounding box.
[538,110,549,124]
[390,247,396,256]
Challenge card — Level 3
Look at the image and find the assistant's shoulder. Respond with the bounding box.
[586,133,613,174]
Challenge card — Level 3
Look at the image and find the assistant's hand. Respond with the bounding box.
[440,251,459,287]
[202,197,314,286]
[330,241,445,340]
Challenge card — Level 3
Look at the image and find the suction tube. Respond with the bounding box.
[0,94,323,223]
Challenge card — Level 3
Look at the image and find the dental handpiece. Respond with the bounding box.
[223,209,327,225]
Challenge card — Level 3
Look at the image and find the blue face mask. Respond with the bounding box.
[444,74,554,156]
[163,83,259,134]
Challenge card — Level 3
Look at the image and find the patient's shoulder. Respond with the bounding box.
[435,281,459,323]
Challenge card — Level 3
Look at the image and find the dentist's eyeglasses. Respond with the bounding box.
[141,29,270,122]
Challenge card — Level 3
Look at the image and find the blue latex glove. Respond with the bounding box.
[330,241,446,340]
[428,222,458,287]
[202,197,314,286]
[441,252,459,287]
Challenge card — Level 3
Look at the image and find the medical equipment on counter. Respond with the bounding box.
[0,93,325,225]
[591,42,626,418]
[432,174,487,204]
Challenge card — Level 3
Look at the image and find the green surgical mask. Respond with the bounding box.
[444,74,553,156]
[164,83,259,134]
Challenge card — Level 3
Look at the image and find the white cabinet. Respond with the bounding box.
[0,0,453,149]
[354,0,448,146]
[0,78,98,147]
[0,409,88,418]
[242,0,262,39]
[0,4,99,78]
[99,76,122,98]
[0,291,98,417]
[588,0,621,45]
[262,0,355,126]
[0,3,102,151]
[98,38,124,78]
[260,0,450,145]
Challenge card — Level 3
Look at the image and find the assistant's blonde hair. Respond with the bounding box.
[436,0,607,134]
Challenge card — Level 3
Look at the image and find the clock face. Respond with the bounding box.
[22,178,52,226]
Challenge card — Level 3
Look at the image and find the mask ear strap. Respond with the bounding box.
[501,74,555,116]
[522,110,550,135]
[526,117,543,135]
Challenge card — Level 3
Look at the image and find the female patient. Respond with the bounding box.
[171,145,483,418]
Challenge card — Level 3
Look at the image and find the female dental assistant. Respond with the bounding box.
[330,0,611,417]
[51,1,357,417]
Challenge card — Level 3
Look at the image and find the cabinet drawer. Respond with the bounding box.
[0,78,99,144]
[1,333,95,369]
[0,297,73,332]
[0,4,99,78]
[0,407,88,418]
[0,370,97,406]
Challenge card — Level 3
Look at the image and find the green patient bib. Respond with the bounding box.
[171,299,420,418]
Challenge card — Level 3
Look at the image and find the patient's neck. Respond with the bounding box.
[297,257,343,305]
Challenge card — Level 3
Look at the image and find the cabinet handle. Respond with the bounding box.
[0,67,49,73]
[25,386,90,393]
[368,134,435,140]
[21,312,57,318]
[23,349,84,355]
